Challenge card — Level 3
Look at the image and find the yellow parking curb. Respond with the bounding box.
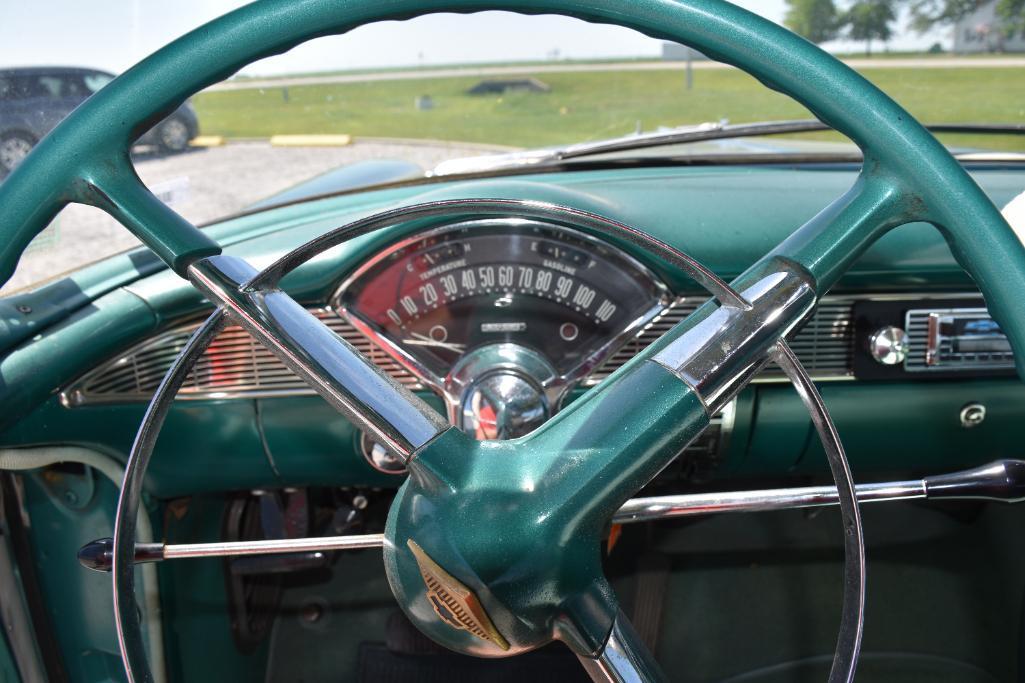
[189,135,225,147]
[269,134,352,147]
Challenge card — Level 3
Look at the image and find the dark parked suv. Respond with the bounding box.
[0,66,200,175]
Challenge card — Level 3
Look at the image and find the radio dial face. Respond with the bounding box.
[853,299,1016,380]
[909,307,1015,372]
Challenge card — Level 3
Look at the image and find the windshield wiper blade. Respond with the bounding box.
[430,119,1025,176]
[430,120,831,176]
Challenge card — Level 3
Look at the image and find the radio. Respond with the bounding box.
[905,307,1015,372]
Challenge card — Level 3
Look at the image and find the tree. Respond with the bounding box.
[841,0,897,55]
[1002,0,1025,36]
[906,0,1024,39]
[905,0,979,33]
[785,0,840,43]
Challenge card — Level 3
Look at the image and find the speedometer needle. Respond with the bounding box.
[403,332,466,353]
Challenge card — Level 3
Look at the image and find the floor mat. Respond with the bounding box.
[357,642,591,683]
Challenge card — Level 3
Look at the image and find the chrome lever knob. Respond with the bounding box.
[78,537,163,572]
[924,459,1025,502]
[868,326,909,365]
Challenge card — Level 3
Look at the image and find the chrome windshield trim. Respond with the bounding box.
[432,121,724,176]
[433,120,842,176]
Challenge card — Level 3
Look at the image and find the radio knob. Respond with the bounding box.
[869,326,909,365]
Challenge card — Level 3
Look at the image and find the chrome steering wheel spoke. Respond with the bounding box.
[578,612,668,683]
[187,253,448,461]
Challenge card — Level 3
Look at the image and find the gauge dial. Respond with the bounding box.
[335,220,669,387]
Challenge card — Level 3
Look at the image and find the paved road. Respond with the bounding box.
[0,140,487,295]
[210,57,1025,92]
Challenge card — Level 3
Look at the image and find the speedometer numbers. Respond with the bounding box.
[336,220,669,388]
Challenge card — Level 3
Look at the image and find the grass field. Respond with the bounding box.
[193,66,1025,151]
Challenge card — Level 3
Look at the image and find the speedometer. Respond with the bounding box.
[334,219,670,437]
[336,219,668,379]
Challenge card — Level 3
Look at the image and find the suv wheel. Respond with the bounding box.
[156,116,192,153]
[0,131,36,174]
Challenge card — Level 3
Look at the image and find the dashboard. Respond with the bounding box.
[6,162,1025,681]
[3,164,1024,498]
[51,213,1021,491]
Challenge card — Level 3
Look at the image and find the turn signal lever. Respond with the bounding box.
[79,459,1025,571]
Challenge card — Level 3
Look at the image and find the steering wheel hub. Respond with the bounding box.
[384,424,621,658]
[449,343,556,439]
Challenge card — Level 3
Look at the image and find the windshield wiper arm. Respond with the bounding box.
[431,120,830,176]
[556,119,832,159]
[431,119,1025,176]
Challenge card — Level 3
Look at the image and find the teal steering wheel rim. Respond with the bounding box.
[2,1,1024,681]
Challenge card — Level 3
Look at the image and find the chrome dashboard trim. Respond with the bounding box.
[65,283,1000,407]
[58,291,886,405]
[590,295,856,386]
[926,312,941,366]
[60,307,424,406]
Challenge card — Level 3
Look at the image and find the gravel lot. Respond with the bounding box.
[1,140,490,294]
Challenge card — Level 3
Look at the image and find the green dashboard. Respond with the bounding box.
[2,163,1024,491]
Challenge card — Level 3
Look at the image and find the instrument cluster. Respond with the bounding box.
[334,219,670,439]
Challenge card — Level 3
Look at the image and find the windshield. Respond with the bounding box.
[2,2,1024,294]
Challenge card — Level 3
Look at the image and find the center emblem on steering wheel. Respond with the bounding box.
[407,539,510,651]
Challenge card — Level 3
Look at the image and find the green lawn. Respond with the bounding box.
[193,66,1025,151]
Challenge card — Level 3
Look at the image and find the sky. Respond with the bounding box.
[1,1,951,77]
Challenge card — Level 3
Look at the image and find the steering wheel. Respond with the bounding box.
[3,1,1025,682]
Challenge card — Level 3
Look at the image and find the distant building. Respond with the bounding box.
[953,2,1025,53]
[661,42,708,61]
